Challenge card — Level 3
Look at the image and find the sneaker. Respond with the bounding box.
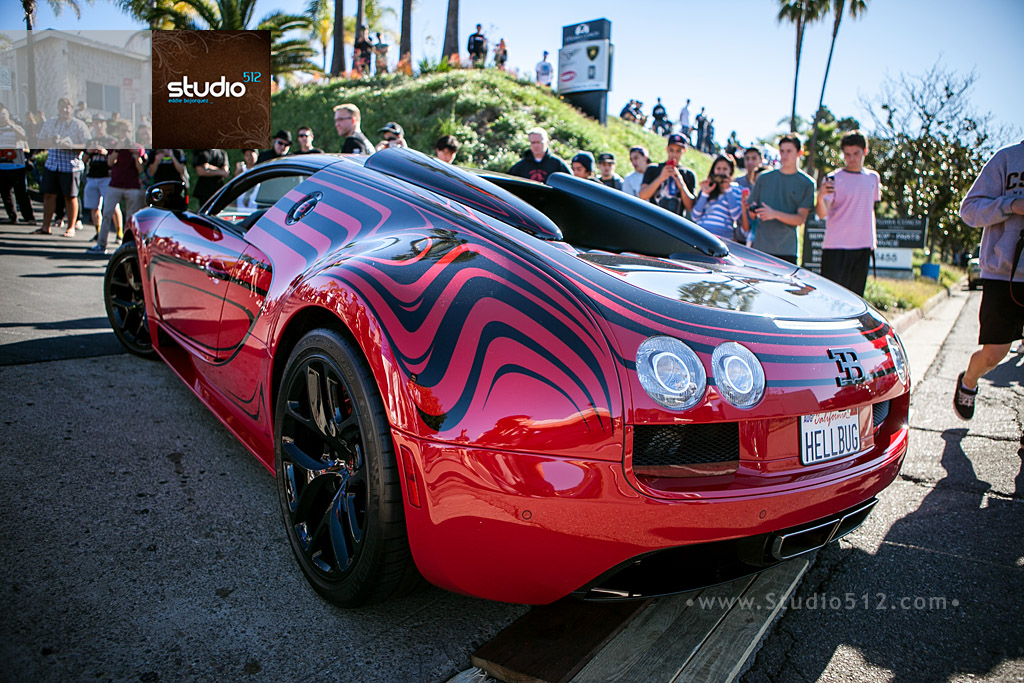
[85,244,108,255]
[953,371,976,420]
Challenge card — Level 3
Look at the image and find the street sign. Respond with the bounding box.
[801,217,927,276]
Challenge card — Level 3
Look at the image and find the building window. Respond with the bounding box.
[85,81,121,112]
[86,81,103,110]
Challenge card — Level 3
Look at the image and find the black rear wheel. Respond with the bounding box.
[104,241,156,358]
[275,328,418,607]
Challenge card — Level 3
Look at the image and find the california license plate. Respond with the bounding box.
[800,409,860,465]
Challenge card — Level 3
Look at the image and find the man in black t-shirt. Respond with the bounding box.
[192,149,229,209]
[467,24,487,67]
[293,126,325,154]
[146,149,187,185]
[333,104,373,155]
[508,127,570,183]
[257,129,292,164]
[596,153,624,190]
[639,133,697,217]
[83,117,117,234]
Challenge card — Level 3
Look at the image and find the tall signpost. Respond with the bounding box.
[557,19,613,125]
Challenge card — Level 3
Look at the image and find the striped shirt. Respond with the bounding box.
[691,184,743,241]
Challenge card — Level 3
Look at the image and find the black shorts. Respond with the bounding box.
[42,167,81,198]
[978,279,1024,345]
[820,248,872,296]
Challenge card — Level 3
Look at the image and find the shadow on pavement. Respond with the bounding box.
[0,332,123,365]
[745,430,1024,682]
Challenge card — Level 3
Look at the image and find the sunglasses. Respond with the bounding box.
[382,136,398,142]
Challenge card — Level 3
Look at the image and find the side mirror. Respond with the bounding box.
[146,181,189,210]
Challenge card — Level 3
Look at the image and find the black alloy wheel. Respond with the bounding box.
[275,328,417,607]
[104,242,156,358]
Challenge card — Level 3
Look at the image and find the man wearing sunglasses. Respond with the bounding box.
[292,127,324,155]
[375,122,408,152]
[257,129,292,164]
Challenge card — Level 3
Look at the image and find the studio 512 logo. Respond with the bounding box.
[152,31,271,149]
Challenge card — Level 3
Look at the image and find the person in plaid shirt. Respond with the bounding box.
[34,97,90,237]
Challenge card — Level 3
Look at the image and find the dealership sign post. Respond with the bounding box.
[557,19,613,125]
[801,217,928,279]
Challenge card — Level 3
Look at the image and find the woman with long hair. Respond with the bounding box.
[691,154,746,242]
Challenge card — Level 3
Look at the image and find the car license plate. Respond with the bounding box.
[800,409,860,465]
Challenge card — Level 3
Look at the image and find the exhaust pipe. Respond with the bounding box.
[770,498,878,561]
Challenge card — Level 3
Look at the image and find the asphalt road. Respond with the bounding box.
[3,214,1023,682]
[744,288,1024,682]
[0,221,528,681]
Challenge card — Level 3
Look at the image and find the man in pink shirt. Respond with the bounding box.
[815,131,881,296]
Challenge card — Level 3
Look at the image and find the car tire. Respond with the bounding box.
[275,328,419,607]
[104,241,156,358]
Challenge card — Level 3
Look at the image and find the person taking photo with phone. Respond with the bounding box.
[638,133,696,218]
[815,131,881,296]
[691,154,745,242]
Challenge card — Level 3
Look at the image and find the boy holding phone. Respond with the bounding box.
[639,133,696,218]
[815,131,881,295]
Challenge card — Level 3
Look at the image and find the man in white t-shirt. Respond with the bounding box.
[622,146,649,197]
[536,51,553,87]
[815,131,881,296]
[678,98,691,143]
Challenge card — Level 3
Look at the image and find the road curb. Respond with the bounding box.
[889,277,967,337]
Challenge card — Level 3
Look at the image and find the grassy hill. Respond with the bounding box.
[270,69,711,177]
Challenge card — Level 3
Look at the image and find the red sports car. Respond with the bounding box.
[104,149,910,607]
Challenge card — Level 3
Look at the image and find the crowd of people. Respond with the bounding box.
[505,123,891,302]
[0,97,468,255]
[5,85,1020,426]
[621,96,721,155]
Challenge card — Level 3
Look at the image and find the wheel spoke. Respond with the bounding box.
[306,364,330,436]
[293,470,336,522]
[283,437,329,473]
[340,484,365,545]
[327,489,353,570]
[284,399,318,434]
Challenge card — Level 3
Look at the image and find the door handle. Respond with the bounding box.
[206,259,230,280]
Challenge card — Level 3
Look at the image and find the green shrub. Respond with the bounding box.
[268,70,708,174]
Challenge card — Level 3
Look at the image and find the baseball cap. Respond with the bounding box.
[667,133,687,148]
[378,122,404,137]
[273,129,293,144]
[597,152,615,163]
[571,151,594,172]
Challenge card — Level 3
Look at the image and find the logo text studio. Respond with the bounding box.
[168,75,247,98]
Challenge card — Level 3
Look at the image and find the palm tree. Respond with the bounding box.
[22,0,89,113]
[777,0,828,133]
[806,0,868,173]
[22,0,86,29]
[307,0,333,72]
[330,0,345,75]
[441,0,458,62]
[355,0,365,34]
[145,0,319,77]
[399,0,411,66]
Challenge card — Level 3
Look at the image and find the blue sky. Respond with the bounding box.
[7,0,1021,148]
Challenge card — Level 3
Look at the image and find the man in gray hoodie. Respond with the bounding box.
[953,140,1024,420]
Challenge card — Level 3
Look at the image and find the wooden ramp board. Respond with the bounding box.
[470,598,653,683]
[570,558,810,683]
